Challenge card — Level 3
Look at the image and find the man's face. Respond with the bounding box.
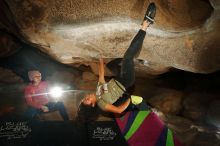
[32,74,42,84]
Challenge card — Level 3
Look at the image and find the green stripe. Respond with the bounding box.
[166,129,174,146]
[124,111,150,140]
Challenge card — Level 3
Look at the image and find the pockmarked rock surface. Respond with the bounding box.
[1,0,220,75]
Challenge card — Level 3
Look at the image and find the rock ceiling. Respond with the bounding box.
[1,0,220,75]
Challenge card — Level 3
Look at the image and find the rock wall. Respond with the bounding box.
[1,0,219,75]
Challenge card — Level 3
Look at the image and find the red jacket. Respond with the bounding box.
[24,81,49,109]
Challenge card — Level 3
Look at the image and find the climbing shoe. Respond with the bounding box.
[144,2,156,24]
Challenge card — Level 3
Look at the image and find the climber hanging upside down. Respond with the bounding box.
[80,3,156,114]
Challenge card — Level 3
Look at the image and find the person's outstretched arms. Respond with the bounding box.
[104,98,131,114]
[98,57,105,84]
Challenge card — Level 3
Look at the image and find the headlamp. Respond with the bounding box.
[49,86,63,98]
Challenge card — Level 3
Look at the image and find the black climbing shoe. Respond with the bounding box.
[144,2,156,24]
